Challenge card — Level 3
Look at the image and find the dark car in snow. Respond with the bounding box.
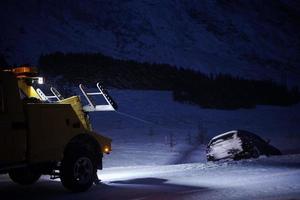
[206,130,281,161]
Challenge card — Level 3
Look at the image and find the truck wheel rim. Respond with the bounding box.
[74,157,93,184]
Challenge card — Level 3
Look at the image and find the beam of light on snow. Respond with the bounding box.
[98,170,143,182]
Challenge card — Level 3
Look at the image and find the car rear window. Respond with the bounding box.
[241,132,266,143]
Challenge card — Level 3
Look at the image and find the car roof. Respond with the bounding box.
[211,130,238,141]
[209,129,265,144]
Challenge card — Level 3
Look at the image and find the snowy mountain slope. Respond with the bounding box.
[82,90,300,167]
[1,0,300,84]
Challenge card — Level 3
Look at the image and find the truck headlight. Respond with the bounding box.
[104,147,110,153]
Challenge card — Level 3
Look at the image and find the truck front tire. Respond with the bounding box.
[9,167,41,185]
[60,144,98,192]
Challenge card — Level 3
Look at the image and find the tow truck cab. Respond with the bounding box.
[0,66,117,192]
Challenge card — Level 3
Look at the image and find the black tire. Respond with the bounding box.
[60,144,97,192]
[251,146,260,158]
[207,155,215,162]
[9,167,41,185]
[233,154,242,161]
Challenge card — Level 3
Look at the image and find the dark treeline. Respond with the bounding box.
[39,52,177,89]
[39,52,300,109]
[173,73,300,109]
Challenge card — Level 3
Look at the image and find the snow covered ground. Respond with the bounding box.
[1,155,300,200]
[87,90,300,167]
[1,90,300,199]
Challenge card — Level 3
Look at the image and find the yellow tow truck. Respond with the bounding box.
[0,66,117,192]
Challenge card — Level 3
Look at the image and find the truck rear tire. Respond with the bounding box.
[60,144,97,192]
[9,167,41,185]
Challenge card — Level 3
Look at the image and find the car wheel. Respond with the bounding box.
[9,167,41,185]
[207,155,215,161]
[233,154,242,160]
[251,146,260,158]
[60,144,97,192]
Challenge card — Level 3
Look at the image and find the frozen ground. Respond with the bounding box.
[1,154,300,200]
[1,90,300,199]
